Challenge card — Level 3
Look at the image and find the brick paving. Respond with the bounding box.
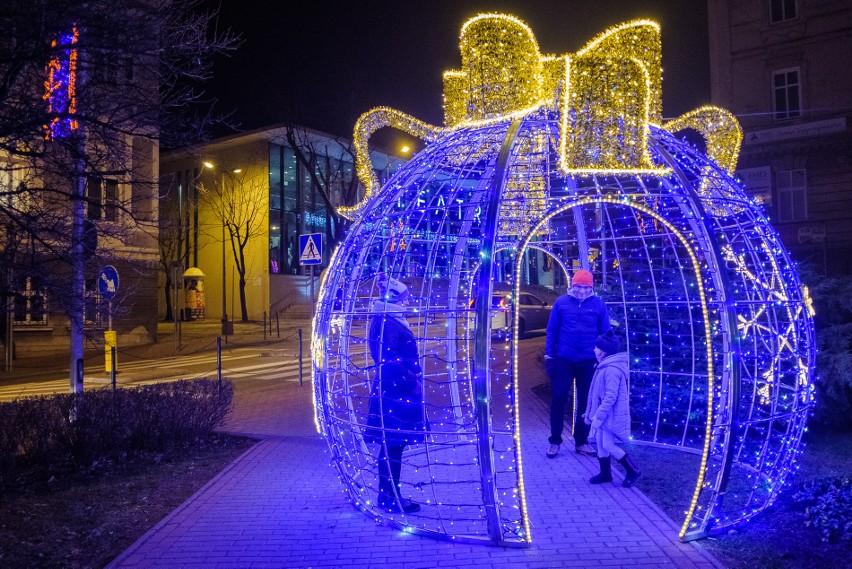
[107,329,724,569]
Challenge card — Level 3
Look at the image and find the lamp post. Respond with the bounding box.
[203,162,240,337]
[221,200,228,337]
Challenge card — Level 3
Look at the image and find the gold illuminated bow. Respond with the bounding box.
[339,13,742,220]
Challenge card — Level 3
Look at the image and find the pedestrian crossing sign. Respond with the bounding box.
[299,233,323,265]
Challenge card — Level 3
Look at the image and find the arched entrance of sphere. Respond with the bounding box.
[506,196,719,539]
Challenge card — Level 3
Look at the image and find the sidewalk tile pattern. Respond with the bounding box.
[109,375,723,569]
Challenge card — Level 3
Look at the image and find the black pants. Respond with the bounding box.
[377,444,405,502]
[548,357,596,446]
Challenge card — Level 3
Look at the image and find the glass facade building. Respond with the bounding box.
[161,125,407,322]
[268,141,400,275]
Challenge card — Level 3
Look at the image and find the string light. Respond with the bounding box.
[43,26,79,139]
[339,107,444,220]
[664,106,743,175]
[315,12,816,547]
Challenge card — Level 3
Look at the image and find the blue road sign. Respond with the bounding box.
[299,233,323,265]
[98,265,119,300]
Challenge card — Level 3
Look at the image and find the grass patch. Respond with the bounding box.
[532,382,852,568]
[0,433,256,568]
[694,432,852,569]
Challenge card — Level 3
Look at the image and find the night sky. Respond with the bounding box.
[205,0,710,140]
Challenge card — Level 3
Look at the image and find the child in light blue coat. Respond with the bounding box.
[584,329,641,487]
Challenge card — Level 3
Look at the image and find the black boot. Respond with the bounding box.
[378,493,421,513]
[618,454,642,488]
[589,456,612,484]
[377,445,420,512]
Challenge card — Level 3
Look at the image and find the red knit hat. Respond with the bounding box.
[572,269,593,288]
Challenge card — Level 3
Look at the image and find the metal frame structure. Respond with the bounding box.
[312,108,816,545]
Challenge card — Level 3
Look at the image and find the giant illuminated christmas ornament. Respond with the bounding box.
[312,14,815,546]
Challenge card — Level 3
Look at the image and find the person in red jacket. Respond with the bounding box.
[544,269,610,458]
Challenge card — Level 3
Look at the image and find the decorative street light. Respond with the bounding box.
[203,161,240,337]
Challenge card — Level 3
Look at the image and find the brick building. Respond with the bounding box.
[708,0,852,274]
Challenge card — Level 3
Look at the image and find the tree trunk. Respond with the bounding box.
[163,272,173,321]
[239,275,248,322]
[234,241,249,322]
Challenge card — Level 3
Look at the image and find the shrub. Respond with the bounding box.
[799,270,852,432]
[812,348,852,431]
[792,477,852,542]
[0,379,233,482]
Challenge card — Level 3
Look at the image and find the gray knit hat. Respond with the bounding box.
[376,273,409,301]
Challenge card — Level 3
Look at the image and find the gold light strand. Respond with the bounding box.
[539,55,565,103]
[499,131,549,236]
[559,53,668,174]
[558,20,668,173]
[574,20,663,123]
[340,107,444,220]
[455,13,544,123]
[664,106,743,174]
[442,70,468,127]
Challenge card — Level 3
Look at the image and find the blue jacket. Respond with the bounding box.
[545,292,611,361]
[364,304,426,446]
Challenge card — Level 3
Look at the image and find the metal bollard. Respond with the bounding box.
[111,346,117,391]
[276,312,280,338]
[263,311,267,341]
[216,336,222,391]
[298,328,303,386]
[76,358,84,392]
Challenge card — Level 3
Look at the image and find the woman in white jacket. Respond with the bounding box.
[584,330,641,487]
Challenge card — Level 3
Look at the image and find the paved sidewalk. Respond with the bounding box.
[108,358,724,568]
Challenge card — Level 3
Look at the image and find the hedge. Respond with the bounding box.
[0,378,233,481]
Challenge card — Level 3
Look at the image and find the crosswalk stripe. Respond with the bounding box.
[0,359,305,401]
[221,361,297,373]
[84,352,263,373]
[226,369,303,379]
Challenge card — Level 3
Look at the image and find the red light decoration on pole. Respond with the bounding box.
[44,26,79,140]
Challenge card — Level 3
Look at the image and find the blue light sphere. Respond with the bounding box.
[312,15,816,546]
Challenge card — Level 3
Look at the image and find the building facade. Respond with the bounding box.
[708,0,852,274]
[0,145,160,357]
[159,125,405,322]
[0,24,161,359]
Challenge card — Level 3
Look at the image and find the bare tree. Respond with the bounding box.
[0,0,237,387]
[157,197,183,322]
[282,125,361,249]
[199,171,266,322]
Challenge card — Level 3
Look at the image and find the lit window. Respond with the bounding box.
[770,0,797,23]
[87,178,119,220]
[772,68,801,120]
[84,291,104,328]
[776,169,807,222]
[14,276,48,326]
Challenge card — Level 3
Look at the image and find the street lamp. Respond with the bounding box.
[203,162,241,337]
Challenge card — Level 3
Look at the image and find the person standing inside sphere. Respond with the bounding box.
[585,329,641,487]
[544,269,611,458]
[364,274,426,513]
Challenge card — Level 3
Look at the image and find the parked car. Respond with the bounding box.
[489,290,552,339]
